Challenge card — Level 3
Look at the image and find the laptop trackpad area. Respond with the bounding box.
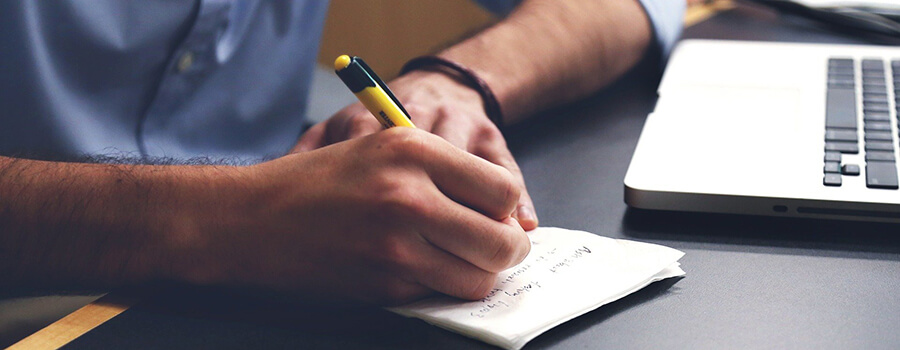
[633,85,814,197]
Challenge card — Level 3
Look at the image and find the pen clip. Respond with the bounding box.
[356,58,411,120]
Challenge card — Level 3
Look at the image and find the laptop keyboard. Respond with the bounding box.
[824,58,900,189]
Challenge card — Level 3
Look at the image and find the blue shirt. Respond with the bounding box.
[0,0,682,161]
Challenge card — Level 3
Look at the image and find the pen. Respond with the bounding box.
[334,55,416,129]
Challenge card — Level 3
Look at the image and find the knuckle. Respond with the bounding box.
[378,182,433,219]
[487,233,517,272]
[476,122,505,144]
[346,114,376,136]
[503,157,523,175]
[497,170,521,210]
[348,112,374,125]
[437,105,477,128]
[515,232,531,264]
[372,234,414,273]
[404,104,429,120]
[380,127,424,149]
[436,105,460,119]
[377,128,435,162]
[486,230,529,272]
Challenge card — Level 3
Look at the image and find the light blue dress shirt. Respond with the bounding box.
[0,0,682,162]
[637,0,687,57]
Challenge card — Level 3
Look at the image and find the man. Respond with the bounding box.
[0,0,682,307]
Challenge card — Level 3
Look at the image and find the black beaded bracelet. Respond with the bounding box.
[400,56,505,129]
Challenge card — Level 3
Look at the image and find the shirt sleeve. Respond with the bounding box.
[636,0,686,59]
[476,0,684,58]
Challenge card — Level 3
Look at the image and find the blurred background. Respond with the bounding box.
[317,0,496,81]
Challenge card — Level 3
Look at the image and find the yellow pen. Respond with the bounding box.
[334,55,416,129]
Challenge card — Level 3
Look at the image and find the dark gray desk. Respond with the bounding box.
[64,4,900,349]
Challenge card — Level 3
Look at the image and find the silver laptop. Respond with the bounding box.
[624,39,900,222]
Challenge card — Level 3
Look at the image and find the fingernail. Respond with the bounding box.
[517,205,537,227]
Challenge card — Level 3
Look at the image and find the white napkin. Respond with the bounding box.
[388,227,685,350]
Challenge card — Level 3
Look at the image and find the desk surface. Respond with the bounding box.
[19,3,900,349]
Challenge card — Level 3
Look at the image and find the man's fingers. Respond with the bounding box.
[294,122,327,153]
[473,135,539,231]
[401,104,437,132]
[408,133,520,221]
[407,237,503,300]
[343,112,383,140]
[430,111,475,151]
[419,195,530,273]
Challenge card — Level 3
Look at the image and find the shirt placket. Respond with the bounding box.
[138,0,233,156]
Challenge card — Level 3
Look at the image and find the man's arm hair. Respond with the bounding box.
[0,155,235,294]
[438,0,654,124]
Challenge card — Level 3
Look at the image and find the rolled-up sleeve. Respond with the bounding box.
[637,0,686,58]
[476,0,684,59]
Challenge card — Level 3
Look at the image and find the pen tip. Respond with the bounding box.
[334,55,351,71]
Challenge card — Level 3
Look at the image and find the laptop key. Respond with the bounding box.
[830,71,854,78]
[863,111,890,121]
[864,95,888,104]
[866,162,899,189]
[864,101,890,108]
[830,58,854,68]
[864,105,890,114]
[865,131,893,141]
[864,122,891,132]
[830,67,854,74]
[862,59,884,70]
[866,151,896,161]
[842,163,860,176]
[830,76,855,84]
[825,142,859,154]
[865,141,895,152]
[825,129,857,141]
[825,151,842,162]
[824,162,841,173]
[826,88,857,129]
[862,76,885,83]
[829,82,855,89]
[863,79,886,86]
[824,173,842,187]
[862,68,884,74]
[864,91,888,99]
[829,81,855,89]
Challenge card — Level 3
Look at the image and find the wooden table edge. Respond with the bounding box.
[685,0,735,28]
[7,293,136,350]
[7,3,735,349]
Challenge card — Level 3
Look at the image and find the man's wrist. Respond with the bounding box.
[401,55,505,128]
[391,68,493,125]
[149,164,259,287]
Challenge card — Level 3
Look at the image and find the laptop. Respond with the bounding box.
[624,39,900,222]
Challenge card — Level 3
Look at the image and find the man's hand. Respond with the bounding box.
[0,129,528,305]
[198,128,530,304]
[294,70,538,231]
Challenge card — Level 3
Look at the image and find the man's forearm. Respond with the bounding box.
[440,0,653,124]
[0,156,224,291]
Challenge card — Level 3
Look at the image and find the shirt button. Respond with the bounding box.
[176,52,194,73]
